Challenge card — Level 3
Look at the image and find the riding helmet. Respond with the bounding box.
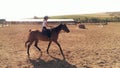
[44,16,49,19]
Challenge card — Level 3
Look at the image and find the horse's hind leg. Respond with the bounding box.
[34,40,42,57]
[25,40,30,48]
[27,41,33,58]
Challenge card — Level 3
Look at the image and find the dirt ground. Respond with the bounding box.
[0,23,120,68]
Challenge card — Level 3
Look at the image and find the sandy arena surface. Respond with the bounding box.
[0,23,120,68]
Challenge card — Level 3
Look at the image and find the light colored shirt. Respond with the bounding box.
[42,20,47,28]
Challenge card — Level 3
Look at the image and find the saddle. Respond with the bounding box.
[42,28,51,38]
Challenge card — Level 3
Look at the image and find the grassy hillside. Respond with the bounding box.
[49,11,120,19]
[48,11,120,23]
[106,12,120,16]
[33,11,120,23]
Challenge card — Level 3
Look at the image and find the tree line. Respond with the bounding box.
[73,16,120,24]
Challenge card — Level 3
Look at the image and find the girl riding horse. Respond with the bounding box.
[25,23,70,60]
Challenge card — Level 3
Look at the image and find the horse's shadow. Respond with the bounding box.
[28,57,77,68]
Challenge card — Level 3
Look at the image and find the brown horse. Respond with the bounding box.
[25,23,70,60]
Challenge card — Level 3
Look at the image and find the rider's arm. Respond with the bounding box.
[45,22,49,27]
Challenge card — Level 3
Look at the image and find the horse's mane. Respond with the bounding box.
[51,24,62,31]
[28,24,63,32]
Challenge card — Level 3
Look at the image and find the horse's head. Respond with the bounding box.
[60,24,70,33]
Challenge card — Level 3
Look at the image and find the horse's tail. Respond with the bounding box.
[29,29,31,32]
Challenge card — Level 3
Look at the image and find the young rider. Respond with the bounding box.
[42,16,51,38]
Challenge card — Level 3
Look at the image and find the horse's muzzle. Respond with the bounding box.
[67,30,70,33]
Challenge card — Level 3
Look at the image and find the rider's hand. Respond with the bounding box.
[49,26,53,28]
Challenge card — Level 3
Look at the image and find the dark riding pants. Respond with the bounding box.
[42,27,51,38]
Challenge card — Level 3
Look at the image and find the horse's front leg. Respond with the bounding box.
[47,41,52,54]
[54,41,65,60]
